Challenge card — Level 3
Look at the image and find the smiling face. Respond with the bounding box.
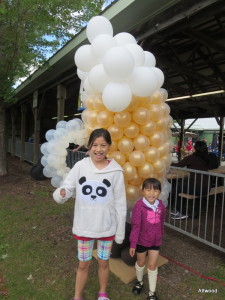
[142,186,161,205]
[89,136,110,164]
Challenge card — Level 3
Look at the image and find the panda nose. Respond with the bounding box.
[91,195,97,200]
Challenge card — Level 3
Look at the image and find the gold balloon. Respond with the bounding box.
[138,162,154,179]
[157,144,169,157]
[128,173,142,186]
[118,137,134,154]
[93,97,106,111]
[145,147,159,163]
[84,97,95,110]
[129,150,145,167]
[114,111,131,128]
[125,96,139,112]
[153,159,165,173]
[86,110,98,127]
[149,132,164,147]
[123,162,137,180]
[126,184,142,201]
[160,103,171,116]
[140,121,156,137]
[133,134,150,151]
[138,96,152,109]
[150,91,163,105]
[155,118,169,131]
[110,140,118,152]
[97,110,114,127]
[124,122,139,138]
[108,151,126,166]
[148,104,163,122]
[132,107,150,125]
[108,124,123,140]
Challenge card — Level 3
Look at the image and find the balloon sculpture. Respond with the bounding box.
[41,16,173,207]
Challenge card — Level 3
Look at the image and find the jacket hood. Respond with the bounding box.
[84,157,124,174]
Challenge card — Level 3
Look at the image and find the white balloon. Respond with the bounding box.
[151,67,165,89]
[47,140,58,153]
[77,69,88,81]
[128,66,159,97]
[41,155,48,167]
[54,128,67,140]
[114,32,137,46]
[51,175,63,188]
[102,82,132,112]
[86,16,113,43]
[144,51,156,67]
[56,120,67,129]
[103,46,134,81]
[125,43,145,67]
[83,77,100,95]
[40,142,49,155]
[74,45,98,72]
[91,34,116,60]
[88,64,110,93]
[66,119,83,131]
[45,129,55,142]
[43,165,56,178]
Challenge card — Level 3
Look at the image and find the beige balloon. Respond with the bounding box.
[145,147,159,163]
[126,184,142,201]
[153,159,165,173]
[124,96,139,112]
[129,150,145,167]
[138,162,154,178]
[123,162,137,180]
[124,122,139,138]
[140,121,156,137]
[128,173,142,186]
[93,97,106,111]
[114,111,131,128]
[108,151,126,166]
[133,134,150,151]
[137,96,152,109]
[108,124,123,140]
[132,107,150,125]
[149,104,163,121]
[97,110,114,127]
[149,132,164,148]
[118,137,134,154]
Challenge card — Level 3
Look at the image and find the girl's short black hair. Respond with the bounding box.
[88,128,112,149]
[142,178,161,191]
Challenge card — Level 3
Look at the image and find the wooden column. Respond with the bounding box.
[178,119,185,161]
[20,105,27,161]
[11,109,16,156]
[57,84,66,122]
[33,91,40,164]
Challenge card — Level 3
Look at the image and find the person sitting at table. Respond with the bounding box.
[170,141,219,220]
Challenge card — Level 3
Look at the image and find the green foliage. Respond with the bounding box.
[0,0,105,102]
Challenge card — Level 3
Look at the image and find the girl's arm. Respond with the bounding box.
[113,171,127,244]
[129,202,141,249]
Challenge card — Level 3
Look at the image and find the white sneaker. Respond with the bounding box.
[171,212,188,220]
[170,209,179,216]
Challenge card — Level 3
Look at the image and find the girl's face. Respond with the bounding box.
[142,187,161,205]
[89,136,110,163]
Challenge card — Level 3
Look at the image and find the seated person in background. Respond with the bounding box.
[170,141,218,220]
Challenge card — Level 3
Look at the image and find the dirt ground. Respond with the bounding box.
[1,156,225,300]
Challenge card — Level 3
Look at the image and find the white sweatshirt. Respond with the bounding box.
[53,157,127,244]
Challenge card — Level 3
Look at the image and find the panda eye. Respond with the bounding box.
[82,185,92,195]
[96,187,107,197]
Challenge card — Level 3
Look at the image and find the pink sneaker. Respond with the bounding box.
[98,292,110,300]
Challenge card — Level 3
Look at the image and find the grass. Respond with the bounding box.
[1,179,225,299]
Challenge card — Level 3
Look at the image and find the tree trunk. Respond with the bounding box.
[0,100,7,175]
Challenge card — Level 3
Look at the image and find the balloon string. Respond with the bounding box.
[161,255,225,287]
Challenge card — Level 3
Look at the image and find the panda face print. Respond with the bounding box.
[78,176,111,204]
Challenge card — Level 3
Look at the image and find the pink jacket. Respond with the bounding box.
[129,199,166,249]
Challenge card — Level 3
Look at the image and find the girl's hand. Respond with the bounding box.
[129,248,136,257]
[60,189,66,198]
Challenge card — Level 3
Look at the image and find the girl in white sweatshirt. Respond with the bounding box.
[53,128,126,300]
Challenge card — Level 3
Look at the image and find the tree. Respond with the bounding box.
[0,0,106,175]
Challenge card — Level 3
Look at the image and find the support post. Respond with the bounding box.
[57,84,66,122]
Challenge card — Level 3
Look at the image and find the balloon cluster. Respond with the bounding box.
[74,16,173,204]
[40,119,88,187]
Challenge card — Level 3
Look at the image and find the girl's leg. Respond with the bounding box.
[74,240,94,299]
[97,240,113,295]
[147,250,159,296]
[132,251,147,295]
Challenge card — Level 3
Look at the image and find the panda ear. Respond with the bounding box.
[79,176,86,185]
[103,179,111,187]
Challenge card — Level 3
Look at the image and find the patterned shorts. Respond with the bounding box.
[77,240,113,262]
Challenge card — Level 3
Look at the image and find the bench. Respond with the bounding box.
[178,185,225,200]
